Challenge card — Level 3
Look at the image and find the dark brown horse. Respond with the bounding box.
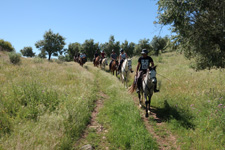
[74,56,78,63]
[94,56,100,67]
[78,57,84,66]
[110,60,118,75]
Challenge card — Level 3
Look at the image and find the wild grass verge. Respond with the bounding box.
[0,54,98,150]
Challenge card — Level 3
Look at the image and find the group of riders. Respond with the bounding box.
[92,48,159,93]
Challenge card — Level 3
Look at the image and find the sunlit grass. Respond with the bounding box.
[0,53,97,149]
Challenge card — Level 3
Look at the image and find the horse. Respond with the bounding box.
[120,58,132,88]
[74,55,80,63]
[129,66,157,117]
[78,57,84,67]
[100,58,108,70]
[110,60,118,76]
[94,56,100,67]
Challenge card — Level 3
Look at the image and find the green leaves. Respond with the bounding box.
[35,29,66,60]
[0,39,14,52]
[20,47,35,57]
[156,0,225,70]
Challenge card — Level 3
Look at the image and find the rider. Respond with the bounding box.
[109,49,118,70]
[117,48,128,74]
[93,50,99,64]
[100,50,105,64]
[135,49,159,93]
[82,52,87,63]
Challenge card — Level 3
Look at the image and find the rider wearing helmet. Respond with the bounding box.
[100,50,105,64]
[93,50,99,64]
[109,49,118,70]
[136,49,159,93]
[117,48,128,74]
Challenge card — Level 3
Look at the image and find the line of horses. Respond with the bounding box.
[75,55,158,118]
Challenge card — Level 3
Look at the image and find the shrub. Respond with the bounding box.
[8,52,21,64]
[0,39,14,52]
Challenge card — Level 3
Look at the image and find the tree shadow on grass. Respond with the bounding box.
[150,100,195,130]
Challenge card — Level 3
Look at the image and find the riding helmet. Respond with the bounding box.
[141,49,148,54]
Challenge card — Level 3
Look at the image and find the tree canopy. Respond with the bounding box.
[134,38,152,55]
[156,0,225,69]
[35,29,66,60]
[20,46,35,57]
[67,42,81,60]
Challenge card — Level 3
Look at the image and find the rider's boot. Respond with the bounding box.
[154,82,160,93]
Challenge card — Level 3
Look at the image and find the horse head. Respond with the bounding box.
[148,66,157,84]
[127,58,132,70]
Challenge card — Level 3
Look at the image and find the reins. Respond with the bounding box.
[156,73,173,82]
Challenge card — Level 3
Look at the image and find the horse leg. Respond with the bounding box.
[144,93,149,117]
[125,72,127,88]
[138,92,142,108]
[148,95,152,114]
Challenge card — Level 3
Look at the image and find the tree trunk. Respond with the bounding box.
[48,53,51,60]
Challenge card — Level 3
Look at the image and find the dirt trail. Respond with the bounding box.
[74,91,109,150]
[133,97,180,150]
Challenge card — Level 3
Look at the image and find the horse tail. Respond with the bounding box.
[128,76,137,93]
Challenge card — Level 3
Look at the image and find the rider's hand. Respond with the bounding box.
[135,72,138,76]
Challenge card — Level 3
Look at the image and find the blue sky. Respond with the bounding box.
[0,0,171,54]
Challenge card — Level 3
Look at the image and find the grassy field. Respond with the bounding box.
[129,52,225,149]
[0,51,158,150]
[0,51,97,149]
[0,51,224,149]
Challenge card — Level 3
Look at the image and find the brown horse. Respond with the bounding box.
[94,56,100,67]
[78,57,84,66]
[110,60,118,75]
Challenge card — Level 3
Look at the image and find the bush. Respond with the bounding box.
[0,39,14,52]
[8,52,21,64]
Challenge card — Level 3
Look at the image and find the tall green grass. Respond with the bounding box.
[0,53,98,149]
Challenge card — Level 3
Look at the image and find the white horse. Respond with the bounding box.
[138,66,157,117]
[120,58,132,88]
[101,58,108,70]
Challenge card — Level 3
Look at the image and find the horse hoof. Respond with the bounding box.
[145,113,149,118]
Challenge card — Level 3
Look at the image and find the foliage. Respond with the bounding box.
[100,35,121,57]
[150,36,169,56]
[35,29,66,60]
[20,46,35,57]
[37,49,47,58]
[67,42,81,61]
[121,40,135,57]
[0,39,14,52]
[8,52,21,64]
[156,0,225,70]
[81,39,99,60]
[134,38,153,55]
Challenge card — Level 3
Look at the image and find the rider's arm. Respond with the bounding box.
[119,55,121,61]
[150,61,155,67]
[136,62,140,75]
[126,53,128,58]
